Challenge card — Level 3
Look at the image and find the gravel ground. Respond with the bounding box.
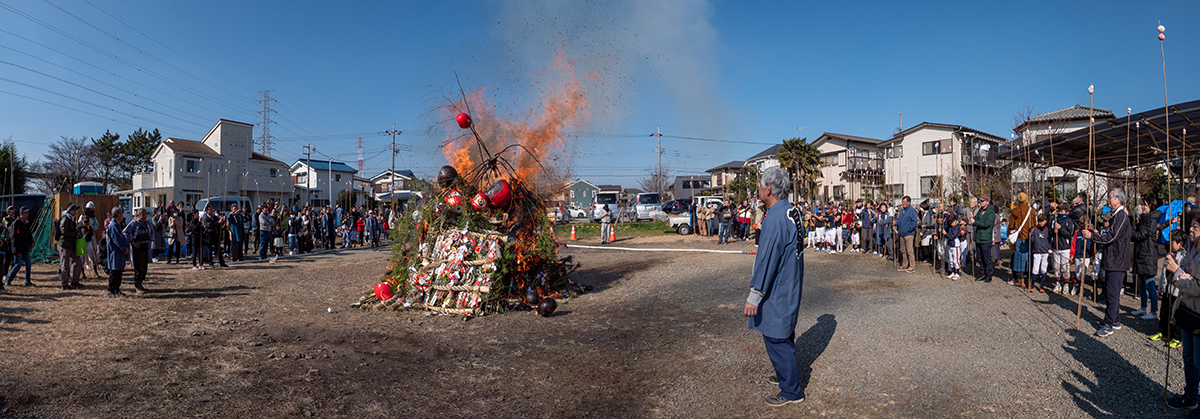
[0,234,1190,418]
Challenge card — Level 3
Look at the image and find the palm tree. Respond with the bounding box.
[776,137,822,201]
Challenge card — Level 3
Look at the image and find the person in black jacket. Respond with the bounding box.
[1051,203,1075,286]
[3,207,33,288]
[201,204,227,268]
[1131,198,1163,321]
[58,204,83,290]
[187,211,204,269]
[1082,188,1133,337]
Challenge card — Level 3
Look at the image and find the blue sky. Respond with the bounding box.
[1,0,1197,187]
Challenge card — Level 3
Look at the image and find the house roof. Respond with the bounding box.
[745,144,782,162]
[674,175,709,181]
[880,122,1007,145]
[706,161,745,172]
[812,132,883,149]
[596,184,621,192]
[294,158,358,174]
[570,179,598,189]
[162,138,219,156]
[1020,105,1115,128]
[250,152,284,164]
[370,169,415,182]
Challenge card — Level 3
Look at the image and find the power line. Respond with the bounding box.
[0,75,195,133]
[0,88,163,134]
[0,28,234,120]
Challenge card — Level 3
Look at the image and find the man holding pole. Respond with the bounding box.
[1082,188,1132,337]
[972,196,996,283]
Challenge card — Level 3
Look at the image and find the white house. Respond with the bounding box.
[371,169,419,208]
[1012,105,1114,199]
[290,158,358,208]
[128,119,292,209]
[880,122,1005,202]
[811,132,884,202]
[743,144,782,172]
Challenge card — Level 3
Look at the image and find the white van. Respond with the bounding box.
[195,196,253,215]
[627,192,662,221]
[591,192,620,222]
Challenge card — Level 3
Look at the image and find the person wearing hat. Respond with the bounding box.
[4,207,34,288]
[82,201,101,278]
[972,195,996,283]
[1008,192,1035,286]
[57,203,84,290]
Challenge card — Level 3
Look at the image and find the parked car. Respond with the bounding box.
[661,199,689,215]
[567,206,587,219]
[195,196,253,215]
[590,192,620,222]
[627,192,662,221]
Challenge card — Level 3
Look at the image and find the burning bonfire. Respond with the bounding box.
[355,58,589,316]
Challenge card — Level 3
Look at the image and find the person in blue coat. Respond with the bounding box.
[743,167,805,407]
[895,196,919,272]
[105,207,130,298]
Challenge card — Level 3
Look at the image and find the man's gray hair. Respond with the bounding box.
[1109,187,1126,204]
[759,167,791,200]
[111,207,123,217]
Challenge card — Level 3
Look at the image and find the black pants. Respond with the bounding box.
[108,269,123,293]
[231,240,244,261]
[131,248,149,286]
[976,242,994,282]
[1161,292,1181,341]
[1103,270,1126,327]
[168,240,181,263]
[191,239,203,266]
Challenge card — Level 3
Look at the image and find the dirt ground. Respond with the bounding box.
[0,233,1189,418]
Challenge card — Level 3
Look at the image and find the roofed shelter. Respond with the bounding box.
[1003,99,1200,200]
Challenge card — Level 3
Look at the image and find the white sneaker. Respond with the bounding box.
[1141,312,1158,320]
[1132,309,1147,316]
[1052,283,1062,293]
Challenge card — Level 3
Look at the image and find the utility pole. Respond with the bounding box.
[650,126,663,194]
[386,124,401,210]
[255,90,277,156]
[303,144,315,206]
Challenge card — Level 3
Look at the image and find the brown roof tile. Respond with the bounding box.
[162,138,218,156]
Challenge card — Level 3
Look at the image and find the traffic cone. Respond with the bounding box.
[609,225,616,242]
[570,225,577,240]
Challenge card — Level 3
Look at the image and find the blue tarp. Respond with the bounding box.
[1156,200,1194,244]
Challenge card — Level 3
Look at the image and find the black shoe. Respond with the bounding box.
[134,284,148,294]
[1168,395,1198,410]
[767,375,779,385]
[61,284,73,290]
[765,394,804,407]
[0,287,7,293]
[23,280,34,287]
[219,263,229,268]
[70,282,82,289]
[105,291,124,298]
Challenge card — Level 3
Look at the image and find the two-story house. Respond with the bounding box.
[880,122,1005,202]
[127,119,292,210]
[291,158,358,208]
[811,132,884,202]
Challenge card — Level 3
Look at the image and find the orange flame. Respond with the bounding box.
[442,49,591,187]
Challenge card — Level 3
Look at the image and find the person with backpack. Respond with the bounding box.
[57,203,84,290]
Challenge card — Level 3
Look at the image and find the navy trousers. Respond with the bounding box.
[1104,270,1125,327]
[763,333,804,401]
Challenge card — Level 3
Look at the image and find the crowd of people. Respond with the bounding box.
[0,200,395,297]
[691,198,766,245]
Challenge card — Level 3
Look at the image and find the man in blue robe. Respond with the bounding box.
[744,167,805,407]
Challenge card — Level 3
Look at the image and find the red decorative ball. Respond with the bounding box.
[1159,33,1166,41]
[537,298,557,317]
[471,193,490,211]
[485,179,513,208]
[446,190,462,207]
[374,282,393,301]
[456,112,472,129]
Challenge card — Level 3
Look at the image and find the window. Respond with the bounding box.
[920,176,942,197]
[885,184,904,198]
[570,190,575,199]
[335,174,342,182]
[887,145,903,159]
[922,140,951,156]
[270,168,278,178]
[186,159,198,173]
[821,154,838,166]
[833,186,845,198]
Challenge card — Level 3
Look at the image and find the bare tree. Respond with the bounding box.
[636,165,673,198]
[36,136,98,194]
